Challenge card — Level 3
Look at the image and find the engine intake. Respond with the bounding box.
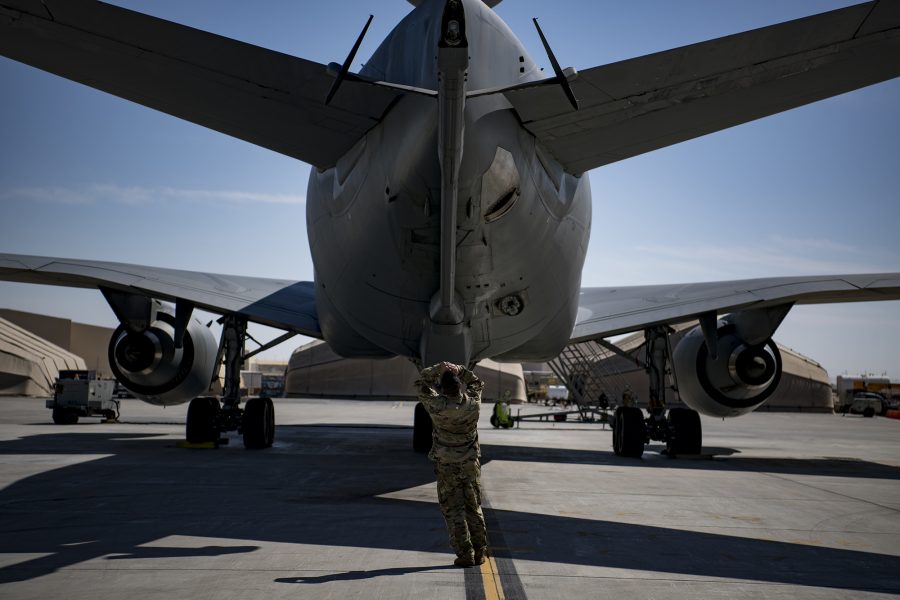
[673,321,782,417]
[108,302,218,406]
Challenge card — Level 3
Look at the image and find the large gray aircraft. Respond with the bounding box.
[1,0,899,456]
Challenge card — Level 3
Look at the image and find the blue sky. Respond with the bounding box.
[1,0,898,379]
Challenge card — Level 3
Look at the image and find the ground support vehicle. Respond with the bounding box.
[47,370,119,424]
[839,392,884,418]
[496,405,611,428]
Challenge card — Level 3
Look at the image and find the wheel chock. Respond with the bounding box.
[176,440,218,449]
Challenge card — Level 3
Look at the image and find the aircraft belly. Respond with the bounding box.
[307,99,437,358]
[470,160,592,361]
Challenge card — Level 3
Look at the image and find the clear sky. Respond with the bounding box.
[1,0,898,380]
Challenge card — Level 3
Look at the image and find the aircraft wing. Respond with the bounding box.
[0,254,321,337]
[573,273,900,342]
[506,1,900,174]
[0,0,406,170]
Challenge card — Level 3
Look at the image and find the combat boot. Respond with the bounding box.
[454,553,477,567]
[474,546,487,565]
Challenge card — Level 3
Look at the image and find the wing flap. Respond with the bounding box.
[0,0,405,169]
[506,1,900,173]
[0,254,321,337]
[574,274,900,342]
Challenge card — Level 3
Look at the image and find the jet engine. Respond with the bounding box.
[672,313,785,418]
[108,303,218,406]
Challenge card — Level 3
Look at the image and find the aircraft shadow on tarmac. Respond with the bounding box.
[274,564,457,585]
[105,545,259,560]
[0,427,898,593]
[479,442,900,481]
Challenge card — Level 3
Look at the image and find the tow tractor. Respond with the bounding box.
[47,370,119,424]
[491,393,612,428]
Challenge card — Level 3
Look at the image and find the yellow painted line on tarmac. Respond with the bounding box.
[480,554,505,600]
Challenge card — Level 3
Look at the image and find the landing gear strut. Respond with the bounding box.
[611,326,702,458]
[184,314,278,449]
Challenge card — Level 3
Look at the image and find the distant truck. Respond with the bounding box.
[47,370,119,424]
[260,373,285,399]
[240,370,262,397]
[838,392,884,418]
[547,384,569,405]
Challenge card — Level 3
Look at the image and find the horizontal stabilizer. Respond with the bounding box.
[0,0,408,169]
[505,1,900,174]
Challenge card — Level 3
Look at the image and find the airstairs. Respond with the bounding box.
[547,340,634,422]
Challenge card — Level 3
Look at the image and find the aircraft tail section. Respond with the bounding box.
[407,0,502,7]
[0,0,408,170]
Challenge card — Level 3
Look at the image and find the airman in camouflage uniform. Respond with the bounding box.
[416,361,487,567]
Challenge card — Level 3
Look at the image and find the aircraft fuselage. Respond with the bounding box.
[306,0,591,366]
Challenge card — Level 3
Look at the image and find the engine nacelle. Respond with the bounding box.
[108,303,218,406]
[673,320,782,417]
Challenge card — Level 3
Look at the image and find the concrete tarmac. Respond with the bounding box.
[0,397,898,599]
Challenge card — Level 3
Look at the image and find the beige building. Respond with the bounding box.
[286,340,526,402]
[0,316,86,396]
[0,309,114,378]
[0,309,832,412]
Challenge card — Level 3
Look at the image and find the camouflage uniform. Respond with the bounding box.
[416,364,487,561]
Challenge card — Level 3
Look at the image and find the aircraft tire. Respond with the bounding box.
[243,397,275,449]
[186,397,219,443]
[613,406,645,458]
[52,407,79,425]
[863,406,875,418]
[666,408,702,455]
[265,398,275,446]
[413,402,433,453]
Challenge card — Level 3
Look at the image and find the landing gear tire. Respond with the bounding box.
[613,406,645,458]
[413,402,433,453]
[186,397,220,443]
[243,397,275,449]
[52,407,78,425]
[863,406,875,418]
[666,407,702,456]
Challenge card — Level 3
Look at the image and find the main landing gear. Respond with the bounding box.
[185,314,283,449]
[611,327,702,458]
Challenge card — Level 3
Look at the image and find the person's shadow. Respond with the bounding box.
[275,564,456,584]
